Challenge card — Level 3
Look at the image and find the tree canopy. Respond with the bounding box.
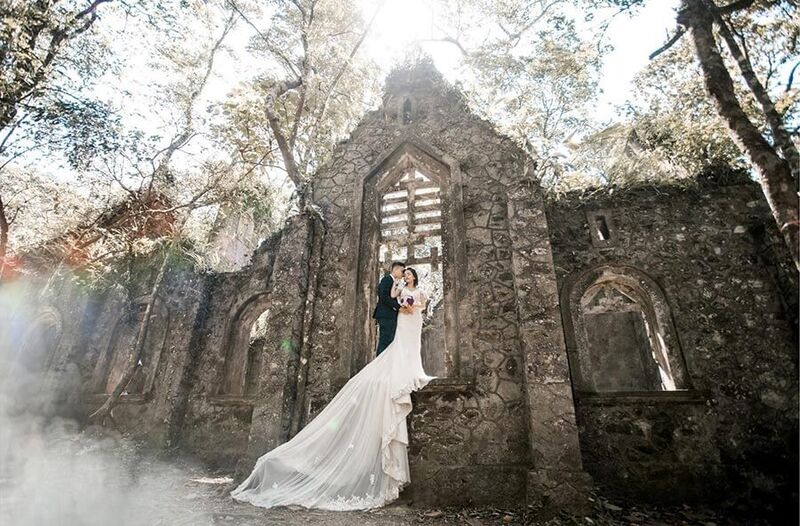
[1,0,797,274]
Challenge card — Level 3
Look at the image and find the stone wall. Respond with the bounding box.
[1,63,796,516]
[178,214,324,470]
[304,61,587,507]
[85,260,207,449]
[0,255,208,450]
[546,180,798,517]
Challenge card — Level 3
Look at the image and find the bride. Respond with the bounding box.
[231,267,436,510]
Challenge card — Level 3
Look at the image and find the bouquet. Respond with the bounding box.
[399,295,415,308]
[398,295,414,314]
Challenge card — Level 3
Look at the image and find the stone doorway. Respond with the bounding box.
[374,163,446,376]
[350,142,467,379]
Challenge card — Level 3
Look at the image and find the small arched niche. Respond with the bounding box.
[401,98,413,125]
[17,308,62,373]
[561,264,689,394]
[220,294,272,397]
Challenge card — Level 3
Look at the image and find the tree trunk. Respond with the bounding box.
[679,0,799,270]
[0,194,8,280]
[89,248,170,426]
[710,4,799,183]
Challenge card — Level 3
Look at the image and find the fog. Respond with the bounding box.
[0,287,224,526]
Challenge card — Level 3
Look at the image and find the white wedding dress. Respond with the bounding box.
[231,287,435,510]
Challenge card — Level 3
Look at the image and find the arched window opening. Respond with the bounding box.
[562,265,689,395]
[378,167,446,375]
[244,309,271,396]
[221,297,272,397]
[352,143,467,380]
[379,168,443,316]
[581,283,675,391]
[18,313,61,373]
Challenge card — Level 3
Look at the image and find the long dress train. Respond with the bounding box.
[231,287,435,510]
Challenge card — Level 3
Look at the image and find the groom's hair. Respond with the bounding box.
[390,261,406,270]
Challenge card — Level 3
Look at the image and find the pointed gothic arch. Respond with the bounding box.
[18,307,62,372]
[343,140,469,381]
[219,292,272,396]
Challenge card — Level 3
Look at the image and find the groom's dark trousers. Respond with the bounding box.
[372,273,399,356]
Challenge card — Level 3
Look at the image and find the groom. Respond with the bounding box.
[372,261,405,356]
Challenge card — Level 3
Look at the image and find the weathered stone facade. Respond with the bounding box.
[546,180,798,517]
[299,63,588,509]
[1,62,796,517]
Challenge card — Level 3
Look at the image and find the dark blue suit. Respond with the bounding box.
[372,274,399,356]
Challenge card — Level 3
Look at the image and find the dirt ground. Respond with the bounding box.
[0,430,777,526]
[170,463,772,526]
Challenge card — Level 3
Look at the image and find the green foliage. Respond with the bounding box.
[3,0,796,277]
[0,1,157,170]
[213,0,382,181]
[565,0,797,190]
[567,39,747,188]
[425,0,604,190]
[0,165,98,251]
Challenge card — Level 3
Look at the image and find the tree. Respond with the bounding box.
[0,167,91,278]
[679,0,798,268]
[421,0,604,190]
[79,2,274,424]
[0,0,394,423]
[0,1,193,279]
[88,0,390,424]
[0,0,124,275]
[590,0,799,268]
[0,0,116,132]
[220,0,386,211]
[567,38,748,188]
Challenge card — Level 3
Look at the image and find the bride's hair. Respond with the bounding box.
[404,267,419,286]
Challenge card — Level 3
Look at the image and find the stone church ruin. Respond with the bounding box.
[1,62,797,517]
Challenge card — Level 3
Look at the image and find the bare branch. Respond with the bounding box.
[0,112,32,156]
[717,0,756,15]
[593,2,644,55]
[103,159,139,198]
[0,142,56,173]
[71,0,115,22]
[225,1,301,79]
[649,27,686,60]
[306,0,386,152]
[289,0,308,21]
[419,35,469,56]
[787,60,799,92]
[225,0,269,43]
[150,11,236,190]
[498,0,563,48]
